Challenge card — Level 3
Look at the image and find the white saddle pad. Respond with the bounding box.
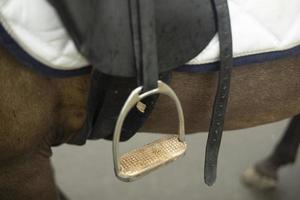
[0,0,300,70]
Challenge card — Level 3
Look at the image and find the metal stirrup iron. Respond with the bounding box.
[112,81,186,182]
[112,0,186,182]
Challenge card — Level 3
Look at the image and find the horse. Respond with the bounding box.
[1,42,300,199]
[1,0,300,199]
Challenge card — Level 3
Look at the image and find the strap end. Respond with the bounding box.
[204,165,217,186]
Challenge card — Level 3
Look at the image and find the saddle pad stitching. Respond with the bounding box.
[188,0,300,65]
[0,13,76,70]
[179,45,300,73]
[0,23,92,78]
[0,0,89,70]
[188,42,300,66]
[233,1,282,43]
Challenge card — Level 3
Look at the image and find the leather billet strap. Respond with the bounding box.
[204,0,233,186]
[129,0,159,91]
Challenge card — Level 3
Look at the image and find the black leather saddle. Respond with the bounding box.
[48,0,216,78]
[48,0,233,185]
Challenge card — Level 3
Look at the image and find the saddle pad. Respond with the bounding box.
[0,0,300,72]
[0,0,88,70]
[187,0,300,66]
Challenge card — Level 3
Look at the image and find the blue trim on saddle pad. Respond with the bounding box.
[178,45,300,73]
[0,23,299,77]
[0,24,92,78]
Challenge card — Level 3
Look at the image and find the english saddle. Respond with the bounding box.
[48,0,232,185]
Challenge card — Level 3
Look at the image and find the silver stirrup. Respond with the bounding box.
[113,80,187,182]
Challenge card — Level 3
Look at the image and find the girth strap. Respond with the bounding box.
[204,0,233,186]
[129,0,159,91]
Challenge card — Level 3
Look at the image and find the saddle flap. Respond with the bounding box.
[47,0,216,77]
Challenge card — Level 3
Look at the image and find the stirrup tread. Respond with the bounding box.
[119,136,186,178]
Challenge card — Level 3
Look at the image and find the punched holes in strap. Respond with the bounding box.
[204,0,233,186]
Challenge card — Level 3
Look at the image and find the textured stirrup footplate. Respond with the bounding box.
[113,81,186,182]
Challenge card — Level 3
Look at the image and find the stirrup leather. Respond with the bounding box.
[113,81,186,182]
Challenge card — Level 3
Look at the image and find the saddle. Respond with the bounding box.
[48,0,232,184]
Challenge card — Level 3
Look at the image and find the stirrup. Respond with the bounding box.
[113,81,186,182]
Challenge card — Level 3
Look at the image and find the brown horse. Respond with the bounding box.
[0,42,300,199]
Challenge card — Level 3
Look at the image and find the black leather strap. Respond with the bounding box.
[204,0,233,186]
[129,0,159,91]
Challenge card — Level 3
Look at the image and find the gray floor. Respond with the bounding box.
[52,119,300,200]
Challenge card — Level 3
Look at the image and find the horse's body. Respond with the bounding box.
[0,41,300,199]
